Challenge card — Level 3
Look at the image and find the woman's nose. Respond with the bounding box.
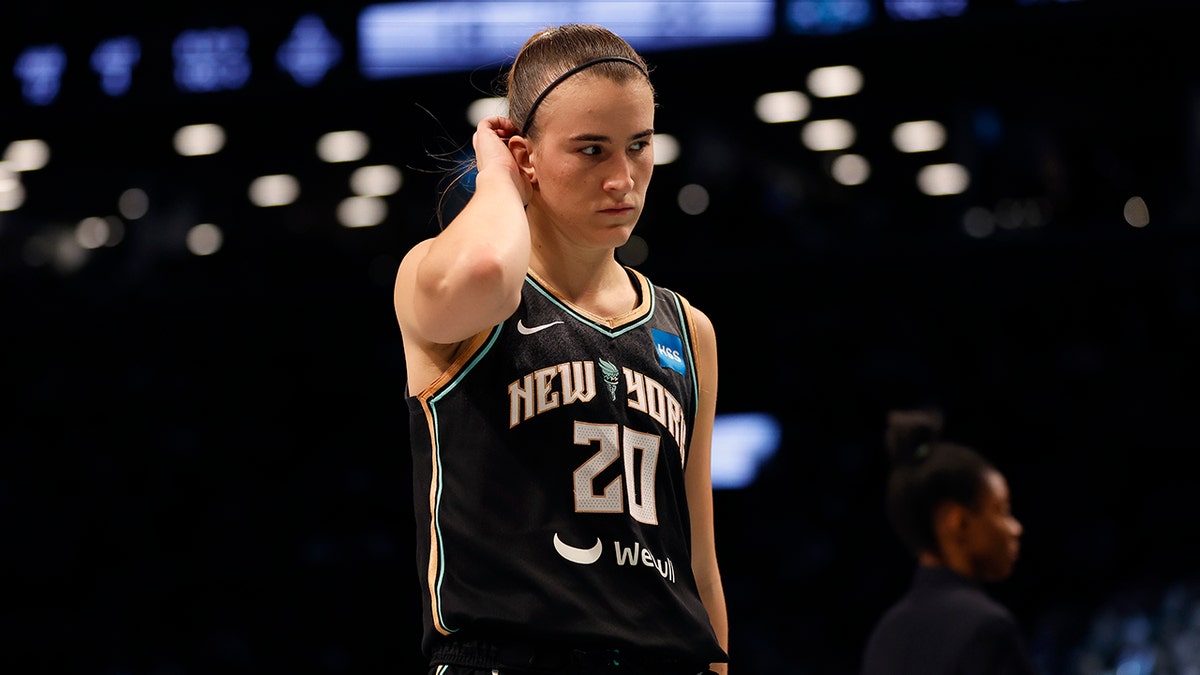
[604,157,635,192]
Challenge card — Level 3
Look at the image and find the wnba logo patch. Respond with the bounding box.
[651,328,686,375]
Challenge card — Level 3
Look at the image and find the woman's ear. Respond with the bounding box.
[507,136,538,185]
[946,504,969,537]
[933,501,969,543]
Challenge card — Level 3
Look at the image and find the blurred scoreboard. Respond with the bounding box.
[1,0,1138,113]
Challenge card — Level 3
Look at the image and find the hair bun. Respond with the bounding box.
[885,408,945,466]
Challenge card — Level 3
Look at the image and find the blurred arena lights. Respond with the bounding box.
[916,162,970,196]
[710,412,782,490]
[801,118,857,151]
[316,130,370,163]
[960,197,1048,239]
[830,153,870,186]
[468,97,507,125]
[754,90,811,124]
[805,64,863,98]
[652,134,679,165]
[3,138,51,171]
[0,164,24,212]
[1,1,1179,285]
[358,0,775,79]
[173,123,226,157]
[75,216,114,250]
[962,206,996,238]
[616,234,649,266]
[338,195,388,228]
[118,188,149,220]
[676,184,711,215]
[23,225,87,273]
[350,165,403,197]
[248,174,301,207]
[185,223,224,256]
[1124,196,1150,228]
[892,120,948,153]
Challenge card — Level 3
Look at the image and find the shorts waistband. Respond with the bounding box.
[431,638,712,674]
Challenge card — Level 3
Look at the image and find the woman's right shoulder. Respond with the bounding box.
[393,239,432,324]
[398,237,436,272]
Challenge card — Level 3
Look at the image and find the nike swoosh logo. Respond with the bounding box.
[553,533,602,565]
[517,319,564,335]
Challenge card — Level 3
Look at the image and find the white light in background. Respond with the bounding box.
[994,197,1044,230]
[0,164,25,211]
[806,65,863,98]
[916,163,970,195]
[75,216,112,250]
[962,205,996,238]
[24,229,87,273]
[1124,196,1149,228]
[617,234,649,266]
[467,97,507,126]
[677,183,710,215]
[119,188,149,219]
[187,223,223,256]
[338,195,387,227]
[755,90,811,123]
[173,123,226,157]
[0,184,25,211]
[892,120,947,153]
[351,164,402,196]
[249,174,300,206]
[830,153,870,185]
[653,133,679,165]
[53,232,87,272]
[317,130,369,163]
[801,119,856,151]
[3,138,51,171]
[711,412,782,490]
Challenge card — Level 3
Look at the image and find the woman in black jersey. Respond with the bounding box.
[392,24,728,675]
[860,409,1038,675]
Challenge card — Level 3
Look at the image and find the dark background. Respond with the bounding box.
[3,1,1198,673]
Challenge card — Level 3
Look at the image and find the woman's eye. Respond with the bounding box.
[630,140,648,152]
[581,145,601,156]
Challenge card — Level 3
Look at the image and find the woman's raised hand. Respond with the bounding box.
[473,116,531,205]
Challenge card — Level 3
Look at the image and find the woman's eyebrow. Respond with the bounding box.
[569,129,655,142]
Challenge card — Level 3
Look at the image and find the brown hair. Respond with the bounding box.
[504,24,653,137]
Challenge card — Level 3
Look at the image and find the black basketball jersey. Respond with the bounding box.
[407,267,725,664]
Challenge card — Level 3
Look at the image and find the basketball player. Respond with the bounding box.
[860,409,1037,675]
[392,24,729,675]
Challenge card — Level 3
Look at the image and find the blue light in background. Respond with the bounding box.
[358,0,775,79]
[711,412,781,490]
[173,27,251,94]
[972,106,1003,148]
[884,0,967,21]
[15,44,67,106]
[276,14,342,87]
[785,0,874,35]
[91,36,141,97]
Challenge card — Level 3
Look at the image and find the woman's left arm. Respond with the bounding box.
[685,306,729,675]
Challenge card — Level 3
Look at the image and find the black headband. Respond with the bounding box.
[519,56,648,136]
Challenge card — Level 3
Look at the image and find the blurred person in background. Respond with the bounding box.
[860,408,1037,675]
